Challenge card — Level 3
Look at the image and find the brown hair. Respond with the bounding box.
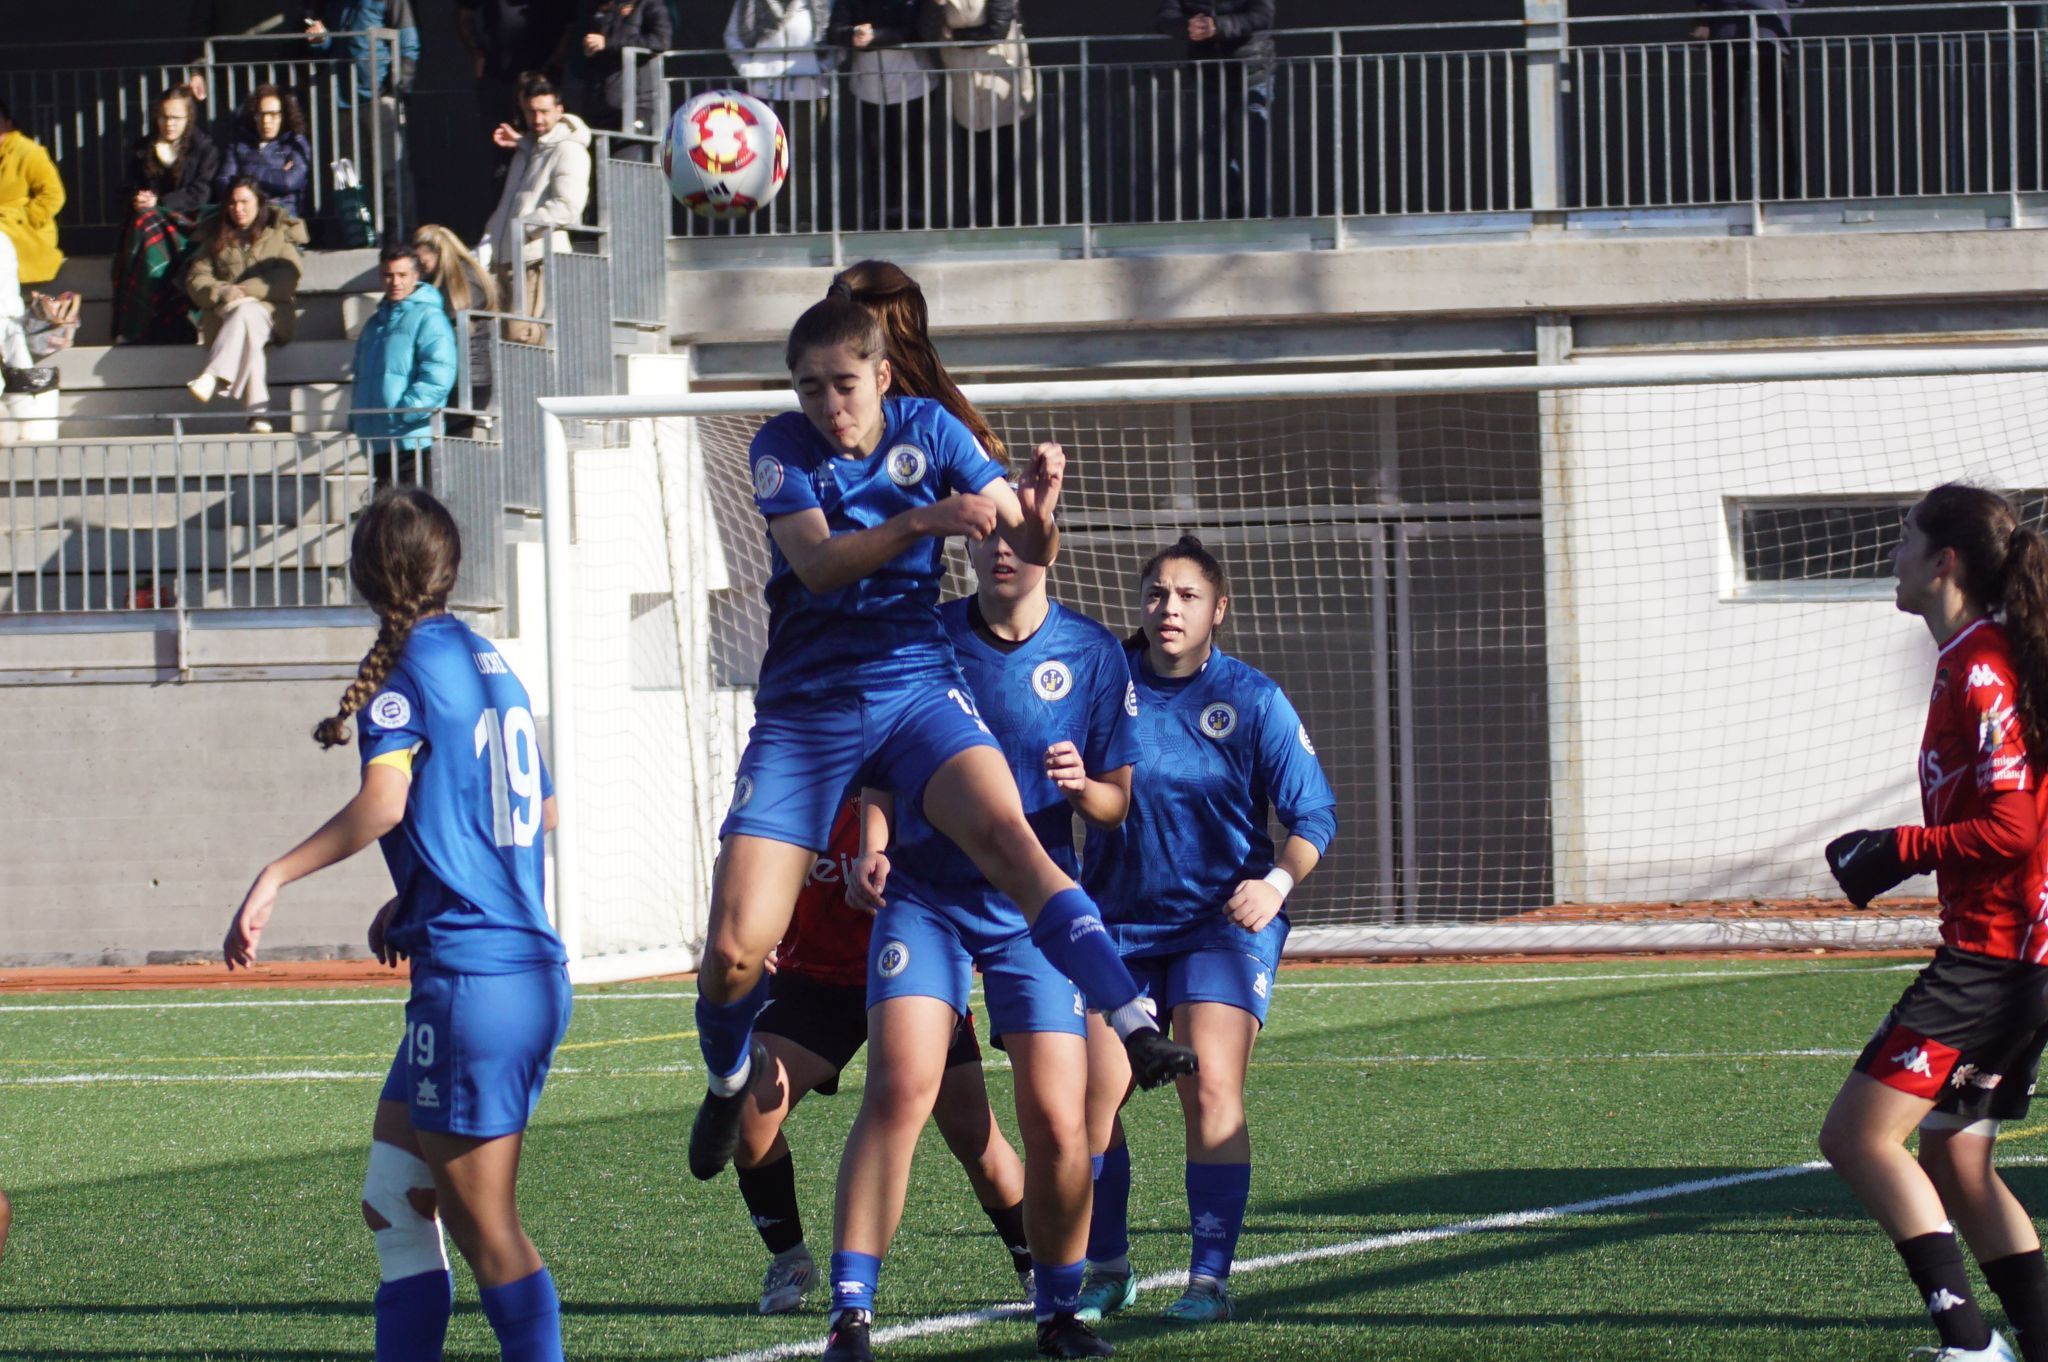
[204,176,268,259]
[1128,534,1229,647]
[150,84,201,185]
[831,261,1006,462]
[313,488,463,749]
[784,294,887,373]
[1915,483,2048,761]
[238,84,307,139]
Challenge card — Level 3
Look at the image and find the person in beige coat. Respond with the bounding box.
[477,75,590,344]
[184,178,306,432]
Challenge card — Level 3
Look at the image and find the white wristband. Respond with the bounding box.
[1262,867,1295,900]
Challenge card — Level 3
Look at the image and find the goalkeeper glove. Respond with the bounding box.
[1824,828,1909,909]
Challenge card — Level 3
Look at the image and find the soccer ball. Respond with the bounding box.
[664,90,787,219]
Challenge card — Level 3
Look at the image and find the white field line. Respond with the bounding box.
[697,1161,1837,1362]
[0,961,1921,1013]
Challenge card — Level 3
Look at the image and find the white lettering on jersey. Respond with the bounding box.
[369,691,412,730]
[809,852,861,887]
[752,457,784,499]
[885,444,929,486]
[1969,663,2003,689]
[1893,1044,1935,1079]
[1199,702,1238,740]
[472,651,509,675]
[1032,660,1074,702]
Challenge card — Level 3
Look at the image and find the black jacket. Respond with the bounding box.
[1156,0,1275,87]
[123,128,221,218]
[916,0,1018,44]
[585,0,673,115]
[1697,0,1801,41]
[828,0,921,48]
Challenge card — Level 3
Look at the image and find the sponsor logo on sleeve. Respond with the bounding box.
[1199,702,1238,740]
[1969,663,2003,689]
[1981,701,2018,754]
[1032,660,1074,702]
[369,692,412,730]
[1298,723,1316,755]
[877,941,911,978]
[885,444,929,486]
[752,457,785,500]
[1124,681,1139,718]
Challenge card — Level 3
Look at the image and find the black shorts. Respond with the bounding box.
[753,970,982,1097]
[1854,946,2048,1122]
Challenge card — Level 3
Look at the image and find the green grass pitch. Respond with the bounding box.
[2,956,2037,1360]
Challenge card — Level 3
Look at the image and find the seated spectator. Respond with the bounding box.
[216,86,314,220]
[184,178,306,434]
[0,232,57,400]
[349,244,457,483]
[478,75,590,345]
[410,222,497,411]
[1156,0,1274,220]
[0,99,66,289]
[725,0,836,226]
[828,0,936,230]
[113,85,219,345]
[583,0,671,152]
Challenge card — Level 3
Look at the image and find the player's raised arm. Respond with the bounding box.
[983,440,1062,567]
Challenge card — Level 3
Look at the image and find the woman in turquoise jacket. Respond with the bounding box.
[350,244,458,472]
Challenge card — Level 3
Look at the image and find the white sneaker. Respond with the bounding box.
[1016,1265,1034,1303]
[186,373,218,405]
[759,1244,816,1315]
[1908,1333,2019,1361]
[247,415,275,434]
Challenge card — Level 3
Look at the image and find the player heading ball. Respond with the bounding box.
[1819,484,2048,1362]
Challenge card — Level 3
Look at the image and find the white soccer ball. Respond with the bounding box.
[663,90,788,219]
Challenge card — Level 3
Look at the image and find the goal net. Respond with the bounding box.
[539,352,2048,983]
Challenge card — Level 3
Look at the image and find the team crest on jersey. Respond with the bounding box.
[732,774,755,811]
[885,444,929,486]
[1124,681,1139,718]
[1199,702,1238,740]
[752,456,784,500]
[1981,701,2017,754]
[1932,667,1952,704]
[877,940,910,978]
[1298,724,1316,755]
[369,691,411,730]
[1032,660,1074,702]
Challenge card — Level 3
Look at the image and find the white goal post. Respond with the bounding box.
[538,347,2048,984]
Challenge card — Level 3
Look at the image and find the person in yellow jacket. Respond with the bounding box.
[0,99,65,287]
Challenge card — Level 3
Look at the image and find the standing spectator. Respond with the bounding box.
[919,0,1033,227]
[0,99,66,288]
[216,87,315,221]
[725,0,837,229]
[583,0,672,155]
[349,244,457,484]
[458,0,578,153]
[303,0,420,235]
[1156,0,1273,220]
[184,178,306,434]
[829,0,937,230]
[410,222,497,413]
[1690,0,1803,200]
[478,76,591,345]
[113,85,219,346]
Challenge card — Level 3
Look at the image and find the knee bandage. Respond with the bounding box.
[1921,1110,2002,1139]
[361,1142,449,1282]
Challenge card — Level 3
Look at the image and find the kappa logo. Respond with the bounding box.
[752,456,784,500]
[1124,681,1139,718]
[1199,702,1238,740]
[732,774,755,810]
[415,1077,440,1109]
[1298,724,1316,755]
[1928,1287,1970,1315]
[1032,660,1074,702]
[1969,663,2003,689]
[369,691,412,730]
[1893,1044,1936,1079]
[1252,969,1269,999]
[877,941,910,978]
[885,444,929,486]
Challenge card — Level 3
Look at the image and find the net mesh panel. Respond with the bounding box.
[559,372,2048,961]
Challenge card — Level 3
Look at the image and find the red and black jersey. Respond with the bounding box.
[773,799,872,989]
[1897,618,2048,961]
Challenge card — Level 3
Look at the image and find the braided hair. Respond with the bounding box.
[313,488,463,748]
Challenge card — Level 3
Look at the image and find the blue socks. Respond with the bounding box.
[1086,1144,1132,1264]
[1034,1258,1085,1322]
[1186,1162,1251,1282]
[696,972,770,1089]
[830,1249,881,1318]
[478,1267,563,1362]
[374,1268,453,1361]
[1028,888,1140,1013]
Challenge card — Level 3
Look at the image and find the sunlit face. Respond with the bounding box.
[256,98,284,141]
[1141,557,1226,663]
[525,93,563,138]
[381,256,420,304]
[1893,503,1954,616]
[156,98,192,142]
[225,185,260,231]
[971,531,1043,606]
[792,343,891,454]
[412,240,440,276]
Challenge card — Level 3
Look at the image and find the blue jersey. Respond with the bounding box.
[748,396,1009,705]
[892,599,1142,924]
[1083,647,1337,949]
[358,615,564,974]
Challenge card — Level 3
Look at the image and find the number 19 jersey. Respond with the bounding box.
[358,614,564,975]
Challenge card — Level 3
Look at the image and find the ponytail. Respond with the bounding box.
[2003,522,2048,761]
[830,260,1006,462]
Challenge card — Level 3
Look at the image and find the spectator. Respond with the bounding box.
[478,75,591,345]
[1690,0,1803,199]
[458,0,578,151]
[1691,0,1800,41]
[410,222,497,412]
[725,0,837,228]
[303,0,420,235]
[184,178,306,434]
[0,233,57,401]
[583,0,672,154]
[1156,0,1273,220]
[216,87,314,220]
[919,0,1033,227]
[829,0,936,230]
[113,85,219,345]
[349,243,457,484]
[0,99,66,289]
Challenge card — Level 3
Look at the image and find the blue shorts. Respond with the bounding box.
[719,680,1002,850]
[868,885,1088,1039]
[1116,919,1286,1026]
[379,963,573,1138]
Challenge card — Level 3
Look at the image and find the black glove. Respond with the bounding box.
[1825,828,1909,909]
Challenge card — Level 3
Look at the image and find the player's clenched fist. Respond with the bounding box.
[846,849,890,915]
[1825,828,1909,909]
[1224,877,1285,933]
[1044,740,1088,795]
